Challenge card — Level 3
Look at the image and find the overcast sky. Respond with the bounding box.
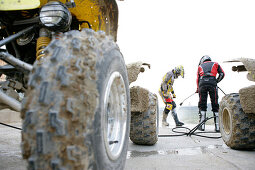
[116,0,255,108]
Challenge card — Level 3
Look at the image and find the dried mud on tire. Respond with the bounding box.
[21,29,130,169]
[130,93,159,145]
[219,93,255,150]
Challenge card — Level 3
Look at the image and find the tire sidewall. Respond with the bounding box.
[156,97,159,136]
[93,49,130,169]
[219,93,255,149]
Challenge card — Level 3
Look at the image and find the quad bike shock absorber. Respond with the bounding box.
[53,32,63,40]
[36,28,51,60]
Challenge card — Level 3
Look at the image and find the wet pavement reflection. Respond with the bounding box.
[127,145,223,159]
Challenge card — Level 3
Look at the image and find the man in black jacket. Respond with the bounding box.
[196,55,225,132]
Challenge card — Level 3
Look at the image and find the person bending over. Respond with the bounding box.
[159,65,185,127]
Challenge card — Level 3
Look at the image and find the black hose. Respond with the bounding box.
[159,127,190,137]
[1,115,221,139]
[158,116,221,139]
[218,86,226,95]
[0,122,22,130]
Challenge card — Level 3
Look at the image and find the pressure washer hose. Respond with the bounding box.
[1,116,221,139]
[158,116,221,139]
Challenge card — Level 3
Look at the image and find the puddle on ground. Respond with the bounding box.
[127,145,222,159]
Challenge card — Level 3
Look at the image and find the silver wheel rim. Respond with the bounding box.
[103,71,127,160]
[223,108,231,135]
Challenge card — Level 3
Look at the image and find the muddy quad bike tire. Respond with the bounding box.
[219,93,255,150]
[130,93,159,145]
[21,29,130,169]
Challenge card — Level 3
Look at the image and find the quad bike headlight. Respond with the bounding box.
[40,1,72,31]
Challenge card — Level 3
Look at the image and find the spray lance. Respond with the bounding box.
[179,86,226,106]
[179,92,196,106]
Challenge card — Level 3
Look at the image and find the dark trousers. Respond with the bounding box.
[198,85,219,112]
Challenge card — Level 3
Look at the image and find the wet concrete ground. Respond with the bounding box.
[0,122,25,170]
[0,121,255,170]
[125,124,255,170]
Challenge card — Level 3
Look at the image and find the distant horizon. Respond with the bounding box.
[159,103,213,108]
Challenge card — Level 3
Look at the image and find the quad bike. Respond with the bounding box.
[0,0,158,169]
[219,58,255,150]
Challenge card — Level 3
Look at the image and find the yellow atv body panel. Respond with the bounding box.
[0,0,40,11]
[41,0,119,40]
[0,0,118,40]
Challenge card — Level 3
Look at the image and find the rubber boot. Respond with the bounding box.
[171,108,184,127]
[198,111,206,131]
[213,112,220,132]
[162,113,169,126]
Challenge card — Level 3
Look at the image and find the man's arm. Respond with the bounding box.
[162,72,176,98]
[162,72,171,92]
[196,67,201,92]
[217,64,225,83]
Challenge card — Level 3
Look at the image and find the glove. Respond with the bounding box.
[173,94,176,98]
[195,89,198,93]
[166,103,173,110]
[163,93,169,98]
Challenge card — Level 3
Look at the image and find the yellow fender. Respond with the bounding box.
[40,0,119,41]
[0,0,40,11]
[0,0,119,41]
